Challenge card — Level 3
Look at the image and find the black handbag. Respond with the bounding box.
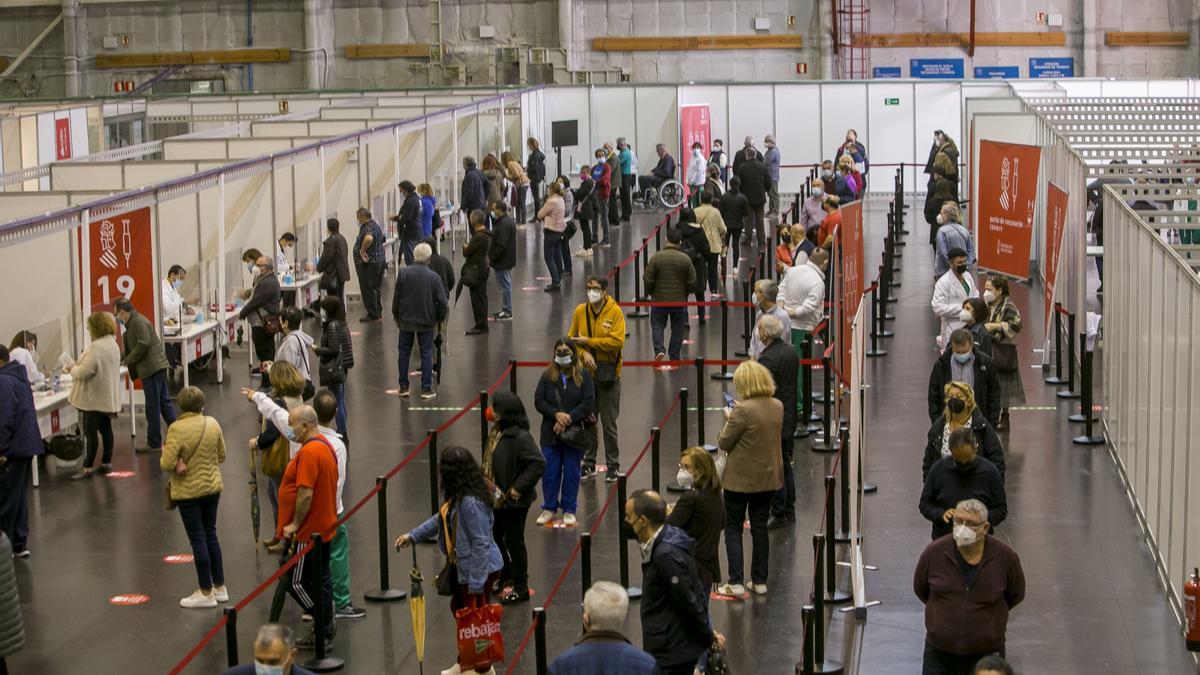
[461,262,482,289]
[991,342,1018,372]
[563,220,578,240]
[434,502,458,596]
[554,382,597,450]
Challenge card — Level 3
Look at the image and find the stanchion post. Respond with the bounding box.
[509,359,517,394]
[812,534,827,664]
[694,358,706,445]
[1057,312,1080,399]
[428,429,439,515]
[642,237,651,278]
[711,300,734,380]
[365,475,407,601]
[824,475,851,603]
[735,280,752,357]
[865,283,886,358]
[616,473,642,599]
[804,333,820,430]
[679,388,689,452]
[836,427,851,543]
[629,250,650,318]
[1072,340,1104,445]
[302,535,344,672]
[811,356,838,453]
[799,605,815,675]
[1045,304,1065,384]
[655,223,663,251]
[478,391,489,452]
[612,265,622,304]
[533,607,548,675]
[224,608,238,668]
[651,426,662,492]
[580,532,592,602]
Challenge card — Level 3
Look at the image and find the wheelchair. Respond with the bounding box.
[637,178,686,211]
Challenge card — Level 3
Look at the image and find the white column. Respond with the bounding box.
[500,95,506,155]
[78,208,90,347]
[216,174,226,382]
[62,0,83,97]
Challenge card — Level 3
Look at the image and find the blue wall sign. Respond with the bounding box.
[873,67,902,78]
[910,59,965,79]
[1029,57,1074,78]
[974,66,1020,79]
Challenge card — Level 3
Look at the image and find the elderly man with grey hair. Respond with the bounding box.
[749,279,790,360]
[547,581,657,674]
[763,134,781,215]
[753,313,799,528]
[221,623,316,674]
[392,242,448,399]
[239,254,282,387]
[914,498,1025,675]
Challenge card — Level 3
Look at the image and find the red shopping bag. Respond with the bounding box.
[455,596,505,671]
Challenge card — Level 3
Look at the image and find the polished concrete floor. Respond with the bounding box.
[7,199,1196,674]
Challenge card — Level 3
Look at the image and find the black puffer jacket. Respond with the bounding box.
[922,409,1006,483]
[0,533,25,660]
[488,426,546,509]
[489,214,517,271]
[735,158,770,206]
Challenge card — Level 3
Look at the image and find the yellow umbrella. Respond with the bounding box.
[409,546,427,674]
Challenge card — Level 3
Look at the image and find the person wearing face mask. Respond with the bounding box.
[314,296,354,439]
[664,447,725,591]
[623,489,725,674]
[752,315,799,529]
[703,163,724,203]
[114,298,177,453]
[717,176,749,271]
[574,166,599,256]
[820,159,851,205]
[763,135,781,216]
[961,298,993,355]
[730,135,762,174]
[913,499,1025,675]
[276,232,296,275]
[931,247,979,348]
[774,224,796,275]
[708,138,729,187]
[801,178,827,231]
[922,382,1006,483]
[923,130,959,188]
[981,277,1023,430]
[694,191,727,296]
[480,391,545,605]
[685,142,706,208]
[67,314,122,480]
[239,255,282,384]
[546,582,657,675]
[533,340,595,528]
[7,330,45,386]
[919,428,1006,541]
[591,150,613,244]
[836,155,861,202]
[835,129,868,177]
[244,362,306,550]
[748,279,789,360]
[645,227,697,361]
[316,218,350,306]
[0,344,44,559]
[568,277,626,482]
[734,146,771,247]
[220,623,315,675]
[780,249,828,429]
[925,155,960,248]
[933,202,975,279]
[928,330,1001,428]
[487,201,517,321]
[162,264,194,323]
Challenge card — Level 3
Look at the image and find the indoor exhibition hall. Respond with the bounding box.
[0,1,1197,674]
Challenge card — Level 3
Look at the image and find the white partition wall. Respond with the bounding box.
[634,87,679,176]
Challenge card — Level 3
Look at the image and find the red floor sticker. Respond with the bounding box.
[535,276,550,281]
[105,471,136,478]
[682,339,695,345]
[711,590,750,601]
[654,365,679,372]
[521,286,540,291]
[544,520,578,529]
[350,332,362,337]
[162,554,194,564]
[386,388,403,395]
[109,594,150,606]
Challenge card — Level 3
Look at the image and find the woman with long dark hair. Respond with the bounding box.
[314,295,354,440]
[396,446,504,674]
[533,339,595,528]
[482,391,546,604]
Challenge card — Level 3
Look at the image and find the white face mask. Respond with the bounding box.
[959,308,973,323]
[983,290,996,304]
[812,187,824,197]
[936,214,945,225]
[676,467,694,489]
[554,354,573,367]
[254,661,285,675]
[952,523,979,548]
[587,289,603,304]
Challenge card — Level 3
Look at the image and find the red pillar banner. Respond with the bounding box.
[975,140,1041,280]
[679,104,711,197]
[838,200,864,377]
[1043,181,1069,335]
[79,207,157,325]
[55,117,72,160]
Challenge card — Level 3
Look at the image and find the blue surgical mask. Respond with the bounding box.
[172,279,184,290]
[254,661,284,675]
[953,352,973,365]
[283,427,298,442]
[247,262,257,273]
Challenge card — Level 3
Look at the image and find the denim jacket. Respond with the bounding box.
[409,495,503,593]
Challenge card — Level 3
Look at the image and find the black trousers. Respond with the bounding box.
[493,505,531,591]
[607,188,619,226]
[81,409,114,468]
[469,282,489,330]
[355,260,385,318]
[620,174,634,221]
[0,456,31,550]
[287,539,335,638]
[723,489,772,585]
[922,642,1004,675]
[531,182,544,219]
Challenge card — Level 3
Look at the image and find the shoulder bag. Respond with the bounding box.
[291,334,316,399]
[554,379,597,451]
[165,418,209,510]
[584,309,619,384]
[434,501,458,596]
[257,309,282,335]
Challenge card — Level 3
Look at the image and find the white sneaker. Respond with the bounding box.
[562,513,577,527]
[440,663,463,675]
[213,585,229,603]
[180,589,218,609]
[535,510,557,525]
[746,581,768,595]
[715,582,746,597]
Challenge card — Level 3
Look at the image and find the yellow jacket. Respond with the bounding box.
[160,412,226,501]
[567,296,626,377]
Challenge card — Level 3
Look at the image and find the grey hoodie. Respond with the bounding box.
[275,329,315,381]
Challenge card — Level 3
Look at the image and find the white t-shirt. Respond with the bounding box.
[9,347,44,384]
[318,425,347,515]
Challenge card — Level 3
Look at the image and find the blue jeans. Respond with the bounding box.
[650,307,687,360]
[398,329,435,391]
[495,268,512,313]
[544,230,572,284]
[177,492,224,590]
[330,382,348,438]
[142,368,177,449]
[540,442,583,514]
[401,239,416,266]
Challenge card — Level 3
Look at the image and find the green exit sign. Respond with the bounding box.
[884,97,900,106]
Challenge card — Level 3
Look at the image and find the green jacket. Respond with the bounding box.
[644,246,697,303]
[121,310,169,380]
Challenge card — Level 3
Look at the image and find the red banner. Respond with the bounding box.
[679,104,711,197]
[975,140,1041,279]
[79,207,157,324]
[837,200,864,378]
[1043,181,1069,335]
[55,117,72,160]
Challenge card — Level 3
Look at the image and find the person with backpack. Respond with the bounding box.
[677,208,711,323]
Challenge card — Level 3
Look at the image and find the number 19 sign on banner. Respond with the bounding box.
[975,140,1042,280]
[1042,182,1069,335]
[79,207,157,324]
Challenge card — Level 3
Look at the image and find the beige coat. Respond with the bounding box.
[160,413,226,500]
[68,335,122,414]
[716,396,784,494]
[694,203,728,254]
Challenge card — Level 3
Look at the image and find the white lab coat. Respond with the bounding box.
[275,243,290,274]
[161,278,185,320]
[779,262,826,332]
[8,347,44,385]
[686,149,706,187]
[931,269,979,345]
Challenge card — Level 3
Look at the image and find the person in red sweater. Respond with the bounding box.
[913,498,1025,675]
[591,148,614,246]
[277,404,340,649]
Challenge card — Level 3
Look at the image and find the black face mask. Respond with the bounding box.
[620,518,639,541]
[780,234,791,243]
[953,264,968,275]
[947,398,967,414]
